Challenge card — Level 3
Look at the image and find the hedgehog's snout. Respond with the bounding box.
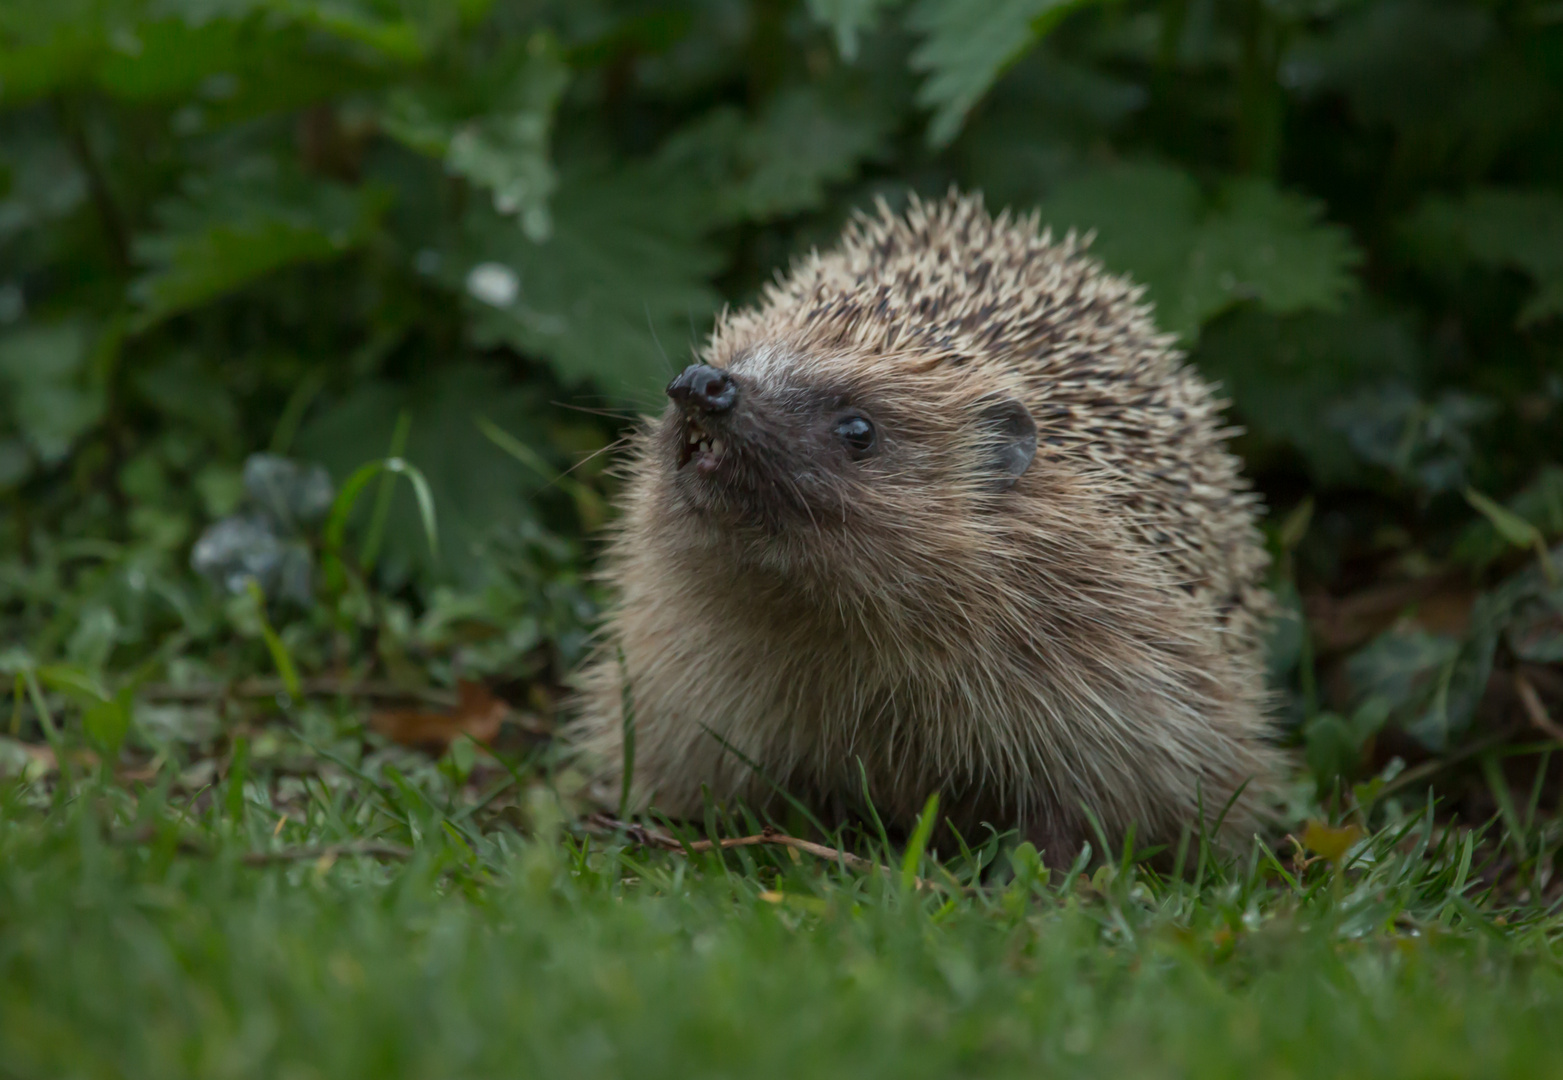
[667,364,737,414]
[669,364,735,475]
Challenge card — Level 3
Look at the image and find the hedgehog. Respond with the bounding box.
[568,191,1281,862]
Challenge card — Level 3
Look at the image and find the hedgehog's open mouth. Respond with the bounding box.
[676,418,727,474]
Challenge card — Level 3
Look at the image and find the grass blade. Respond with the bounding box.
[901,792,939,893]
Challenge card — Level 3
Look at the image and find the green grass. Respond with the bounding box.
[3,719,1563,1079]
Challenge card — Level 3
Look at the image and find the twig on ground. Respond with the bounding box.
[583,812,935,889]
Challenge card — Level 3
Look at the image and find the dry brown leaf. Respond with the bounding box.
[370,681,508,754]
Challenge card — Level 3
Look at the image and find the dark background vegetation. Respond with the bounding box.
[2,0,1562,837]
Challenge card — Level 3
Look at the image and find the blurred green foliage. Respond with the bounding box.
[1,0,1561,791]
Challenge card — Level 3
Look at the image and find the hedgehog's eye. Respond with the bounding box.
[834,415,876,458]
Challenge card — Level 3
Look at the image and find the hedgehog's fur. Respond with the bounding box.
[568,191,1280,861]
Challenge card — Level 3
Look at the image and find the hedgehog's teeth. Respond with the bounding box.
[710,438,724,457]
[698,440,711,455]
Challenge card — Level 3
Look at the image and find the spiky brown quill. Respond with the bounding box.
[568,192,1281,860]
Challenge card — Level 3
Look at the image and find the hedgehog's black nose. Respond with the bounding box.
[667,364,736,414]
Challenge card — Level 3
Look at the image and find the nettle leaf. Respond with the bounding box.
[0,319,106,467]
[453,159,722,404]
[661,81,900,224]
[1193,305,1419,483]
[732,84,898,220]
[129,160,390,331]
[1402,188,1563,326]
[382,34,568,240]
[1035,161,1361,341]
[1191,180,1362,319]
[0,0,417,106]
[909,0,1100,148]
[806,0,900,60]
[95,15,387,120]
[0,0,114,103]
[294,362,553,587]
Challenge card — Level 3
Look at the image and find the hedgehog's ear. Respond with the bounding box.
[973,395,1037,490]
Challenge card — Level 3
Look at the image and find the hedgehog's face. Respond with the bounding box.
[650,347,1038,582]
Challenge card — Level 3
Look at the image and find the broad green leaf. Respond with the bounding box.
[0,319,105,465]
[382,35,568,240]
[454,159,722,403]
[1402,188,1563,326]
[82,693,132,757]
[129,161,390,330]
[93,14,264,101]
[909,0,1099,148]
[1035,161,1361,340]
[735,84,896,219]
